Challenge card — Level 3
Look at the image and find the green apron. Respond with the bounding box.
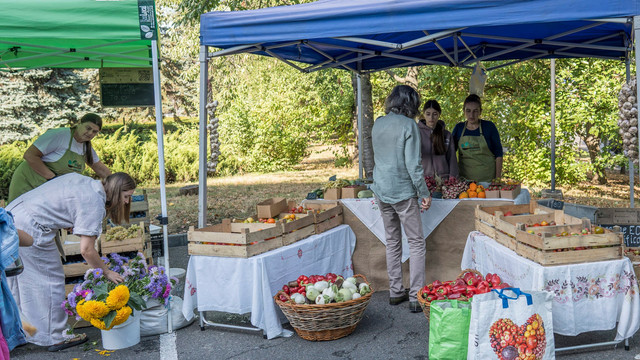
[457,121,496,183]
[8,128,86,203]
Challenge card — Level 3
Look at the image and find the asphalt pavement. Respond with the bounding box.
[10,244,640,360]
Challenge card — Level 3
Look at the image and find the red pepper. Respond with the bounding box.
[282,285,290,295]
[466,285,477,296]
[448,292,462,300]
[462,272,474,283]
[297,287,305,294]
[325,273,337,282]
[309,275,318,284]
[436,295,445,300]
[436,286,449,296]
[432,280,443,287]
[425,295,435,302]
[491,274,502,287]
[454,278,466,287]
[289,286,298,294]
[466,276,478,286]
[451,284,467,294]
[485,273,493,284]
[316,275,326,282]
[278,294,288,302]
[479,280,490,289]
[297,275,309,286]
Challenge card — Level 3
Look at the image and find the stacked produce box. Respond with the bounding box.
[188,198,344,258]
[475,203,623,265]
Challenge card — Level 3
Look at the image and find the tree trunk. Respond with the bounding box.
[351,73,375,179]
[385,66,419,90]
[584,134,608,184]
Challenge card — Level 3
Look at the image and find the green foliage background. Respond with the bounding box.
[0,0,633,198]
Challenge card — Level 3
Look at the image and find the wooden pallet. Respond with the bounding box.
[475,204,623,265]
[188,219,284,258]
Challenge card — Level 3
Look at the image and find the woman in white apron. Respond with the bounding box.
[6,172,134,351]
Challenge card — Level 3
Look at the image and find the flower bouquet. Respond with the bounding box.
[63,252,177,331]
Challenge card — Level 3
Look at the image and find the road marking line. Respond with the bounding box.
[160,332,178,360]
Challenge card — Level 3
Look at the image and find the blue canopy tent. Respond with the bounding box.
[198,0,640,225]
[198,0,640,347]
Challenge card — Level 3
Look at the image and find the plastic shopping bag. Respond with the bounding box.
[467,288,555,360]
[469,62,487,97]
[429,299,472,360]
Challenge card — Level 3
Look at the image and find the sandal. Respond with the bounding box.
[47,333,88,352]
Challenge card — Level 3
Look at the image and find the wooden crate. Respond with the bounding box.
[304,201,343,234]
[101,222,148,255]
[188,219,284,258]
[128,190,150,226]
[278,212,316,245]
[61,229,101,256]
[475,204,623,265]
[63,255,92,277]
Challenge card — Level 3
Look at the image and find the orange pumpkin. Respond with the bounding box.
[459,191,469,199]
[478,191,486,198]
[468,190,478,198]
[468,182,477,192]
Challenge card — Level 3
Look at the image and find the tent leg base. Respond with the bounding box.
[198,311,262,334]
[555,338,629,353]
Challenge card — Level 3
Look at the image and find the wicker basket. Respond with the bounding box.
[274,274,373,341]
[417,268,482,320]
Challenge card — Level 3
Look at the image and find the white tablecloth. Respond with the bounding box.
[181,224,356,339]
[340,189,530,262]
[461,231,640,340]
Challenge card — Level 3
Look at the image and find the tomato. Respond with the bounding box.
[526,336,537,349]
[267,218,276,224]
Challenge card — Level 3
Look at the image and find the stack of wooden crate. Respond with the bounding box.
[101,221,151,262]
[475,202,623,266]
[304,200,344,234]
[129,190,150,226]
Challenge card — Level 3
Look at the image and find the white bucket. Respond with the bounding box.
[169,268,186,296]
[101,310,141,350]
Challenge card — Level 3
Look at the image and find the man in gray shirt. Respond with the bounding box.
[371,85,432,313]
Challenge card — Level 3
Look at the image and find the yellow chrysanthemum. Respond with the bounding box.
[90,318,109,331]
[106,285,130,310]
[111,306,132,327]
[83,300,110,319]
[75,300,92,321]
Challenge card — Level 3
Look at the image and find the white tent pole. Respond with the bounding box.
[151,39,173,333]
[198,45,208,228]
[357,73,363,179]
[550,58,556,191]
[634,16,640,208]
[627,54,634,208]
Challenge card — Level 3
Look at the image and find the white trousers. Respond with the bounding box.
[9,237,67,346]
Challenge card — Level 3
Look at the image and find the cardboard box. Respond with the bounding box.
[324,188,341,200]
[257,197,288,219]
[341,185,367,199]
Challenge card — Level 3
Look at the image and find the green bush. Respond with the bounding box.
[0,141,28,200]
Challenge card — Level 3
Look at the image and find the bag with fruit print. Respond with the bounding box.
[467,288,555,360]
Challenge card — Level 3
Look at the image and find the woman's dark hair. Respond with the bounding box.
[422,99,442,114]
[75,113,102,165]
[463,94,482,110]
[103,172,136,224]
[422,100,446,155]
[384,85,421,119]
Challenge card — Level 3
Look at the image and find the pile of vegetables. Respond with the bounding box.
[618,77,639,165]
[103,224,141,242]
[278,273,372,305]
[441,177,468,199]
[420,271,510,303]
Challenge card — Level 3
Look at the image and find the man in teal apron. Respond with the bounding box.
[452,95,503,183]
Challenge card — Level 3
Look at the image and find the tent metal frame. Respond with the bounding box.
[198,14,640,347]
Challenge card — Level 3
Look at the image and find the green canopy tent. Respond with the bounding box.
[1,0,174,332]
